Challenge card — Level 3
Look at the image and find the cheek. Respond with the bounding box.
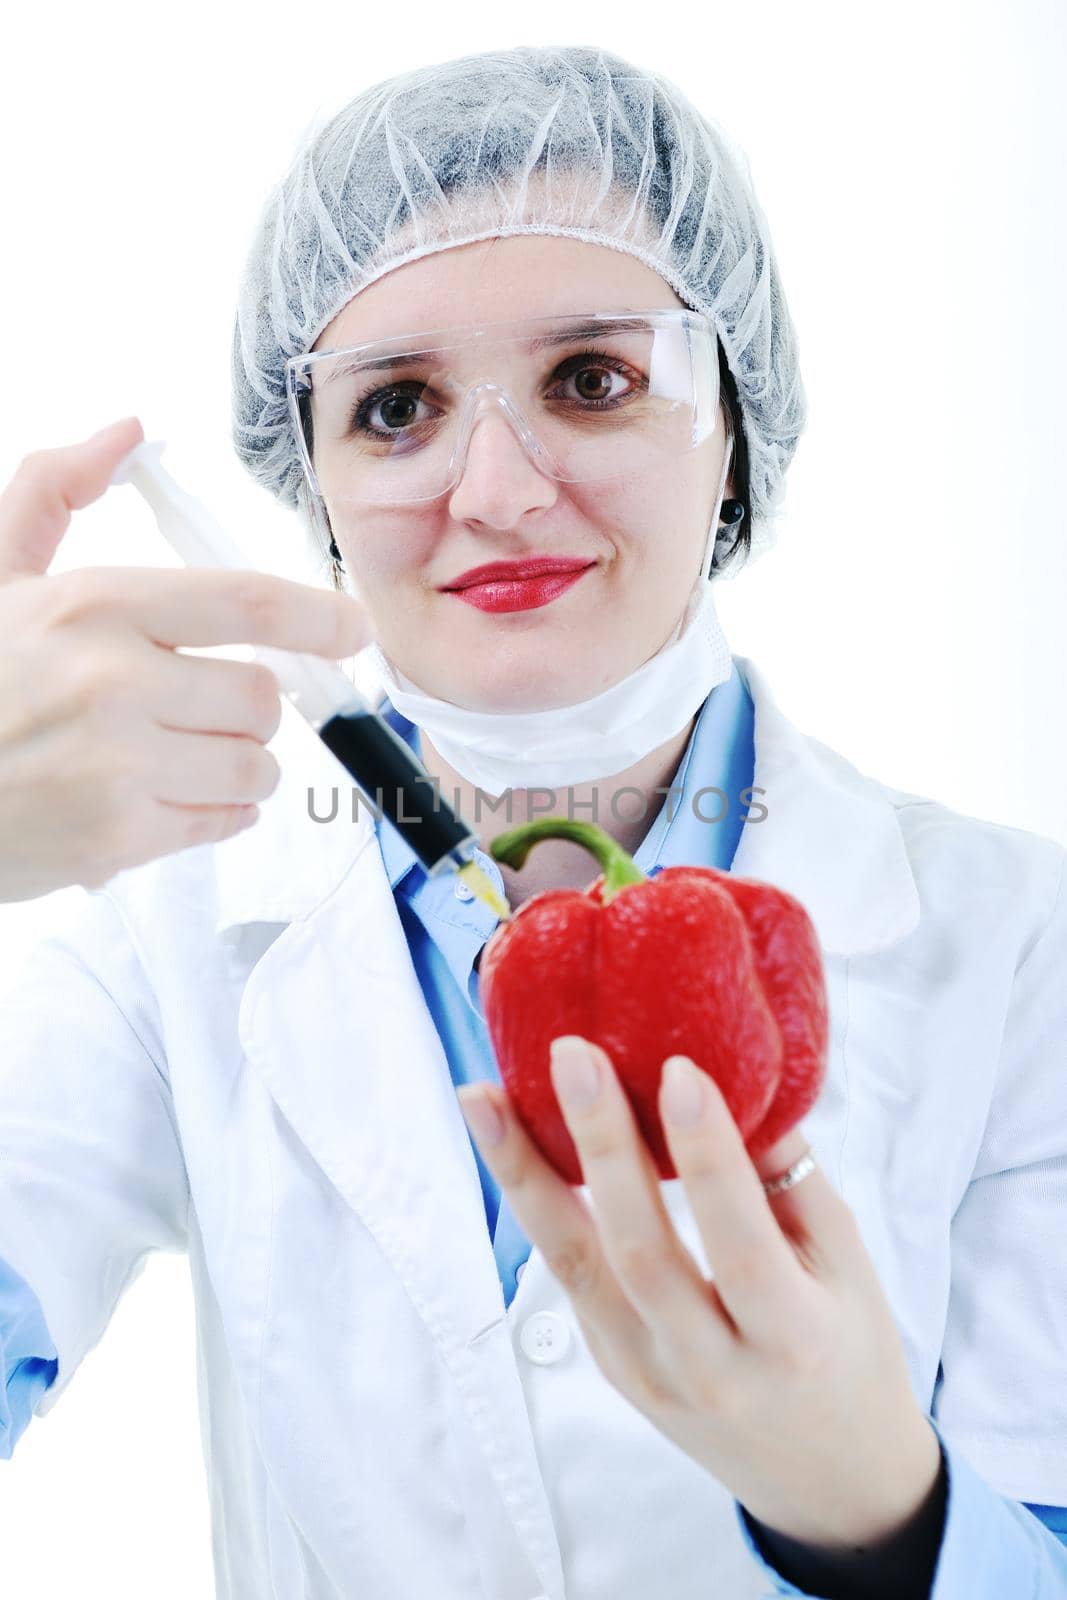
[565,482,672,567]
[327,494,440,586]
[568,476,707,574]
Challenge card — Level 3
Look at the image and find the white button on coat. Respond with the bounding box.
[1,654,1065,1599]
[520,1312,571,1365]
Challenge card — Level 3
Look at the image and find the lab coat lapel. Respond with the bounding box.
[218,702,515,1341]
[234,819,567,1599]
[730,656,920,955]
[238,838,507,1341]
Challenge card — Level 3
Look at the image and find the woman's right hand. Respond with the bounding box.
[0,417,373,903]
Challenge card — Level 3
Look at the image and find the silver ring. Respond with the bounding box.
[761,1149,816,1196]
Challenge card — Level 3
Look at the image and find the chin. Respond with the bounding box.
[425,662,579,714]
[405,634,624,712]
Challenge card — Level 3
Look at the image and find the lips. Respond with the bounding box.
[442,557,595,591]
[445,565,594,614]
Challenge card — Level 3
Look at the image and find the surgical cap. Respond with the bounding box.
[231,44,806,577]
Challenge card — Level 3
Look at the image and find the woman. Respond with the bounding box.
[1,44,1066,1600]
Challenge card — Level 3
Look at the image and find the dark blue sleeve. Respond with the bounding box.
[0,1254,59,1461]
[733,1416,1067,1596]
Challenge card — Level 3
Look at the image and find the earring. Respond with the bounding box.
[705,499,746,582]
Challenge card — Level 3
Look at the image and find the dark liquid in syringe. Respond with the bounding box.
[318,709,472,873]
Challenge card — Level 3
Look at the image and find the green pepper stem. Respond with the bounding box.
[488,818,648,904]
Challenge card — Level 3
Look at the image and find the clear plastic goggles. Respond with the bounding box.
[285,309,720,507]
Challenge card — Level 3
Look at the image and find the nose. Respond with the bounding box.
[445,403,558,530]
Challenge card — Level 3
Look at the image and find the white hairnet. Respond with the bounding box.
[231,44,806,577]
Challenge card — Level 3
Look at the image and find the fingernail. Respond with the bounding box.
[458,1090,505,1148]
[90,417,138,441]
[551,1036,601,1108]
[662,1057,706,1128]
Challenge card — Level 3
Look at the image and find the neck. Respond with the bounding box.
[419,716,699,910]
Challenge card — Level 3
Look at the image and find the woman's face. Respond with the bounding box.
[311,235,731,712]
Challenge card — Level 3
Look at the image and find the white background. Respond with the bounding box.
[1,0,1065,1592]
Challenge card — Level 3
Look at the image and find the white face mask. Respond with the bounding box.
[363,514,733,797]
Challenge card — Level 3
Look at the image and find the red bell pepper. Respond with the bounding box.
[479,818,828,1185]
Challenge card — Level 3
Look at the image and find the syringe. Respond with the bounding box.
[109,440,511,923]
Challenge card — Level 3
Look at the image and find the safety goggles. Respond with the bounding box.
[285,309,721,507]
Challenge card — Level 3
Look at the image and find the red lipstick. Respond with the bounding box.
[441,557,596,614]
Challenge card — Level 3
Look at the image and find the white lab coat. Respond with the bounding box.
[1,654,1066,1600]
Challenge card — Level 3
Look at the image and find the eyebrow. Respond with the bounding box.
[328,316,659,377]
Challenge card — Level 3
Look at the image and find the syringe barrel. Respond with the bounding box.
[318,708,477,873]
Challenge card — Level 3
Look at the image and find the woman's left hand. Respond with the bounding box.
[457,1035,942,1551]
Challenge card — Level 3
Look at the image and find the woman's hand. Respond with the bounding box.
[0,417,373,902]
[457,1036,942,1553]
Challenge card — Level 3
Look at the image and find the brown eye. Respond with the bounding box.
[571,366,616,402]
[376,393,421,430]
[350,381,436,438]
[552,349,642,408]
